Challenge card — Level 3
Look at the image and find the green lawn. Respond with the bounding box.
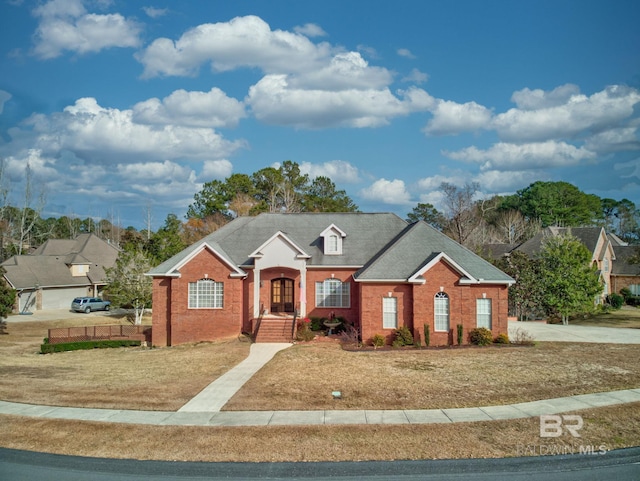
[570,305,640,328]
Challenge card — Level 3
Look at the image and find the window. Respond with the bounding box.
[315,279,350,308]
[630,284,640,296]
[188,279,223,309]
[476,298,492,329]
[327,234,339,253]
[434,292,449,332]
[382,297,397,329]
[603,258,609,273]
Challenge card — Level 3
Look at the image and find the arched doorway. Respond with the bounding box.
[271,278,294,313]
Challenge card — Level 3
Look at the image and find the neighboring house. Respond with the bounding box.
[1,233,121,312]
[147,213,514,346]
[486,227,617,302]
[608,233,640,295]
[515,227,615,300]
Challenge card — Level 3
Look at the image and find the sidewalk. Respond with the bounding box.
[1,388,639,427]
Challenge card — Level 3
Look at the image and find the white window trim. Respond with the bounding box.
[382,297,397,329]
[188,278,224,309]
[476,298,492,329]
[315,279,350,308]
[434,292,449,332]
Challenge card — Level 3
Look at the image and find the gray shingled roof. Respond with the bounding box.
[149,213,513,284]
[515,227,606,258]
[355,221,514,282]
[1,234,120,289]
[611,245,640,276]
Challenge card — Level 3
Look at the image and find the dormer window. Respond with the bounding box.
[327,234,339,254]
[320,224,346,256]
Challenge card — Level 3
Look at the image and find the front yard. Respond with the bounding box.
[1,315,639,411]
[1,314,640,462]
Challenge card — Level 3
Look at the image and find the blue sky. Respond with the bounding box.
[1,0,639,229]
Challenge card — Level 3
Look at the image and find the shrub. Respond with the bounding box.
[391,339,404,348]
[510,327,535,346]
[494,332,510,344]
[371,333,385,349]
[608,293,624,310]
[340,325,360,347]
[394,326,414,346]
[41,339,141,354]
[423,324,430,347]
[295,318,315,341]
[456,324,463,345]
[469,327,493,346]
[414,331,421,348]
[308,317,325,331]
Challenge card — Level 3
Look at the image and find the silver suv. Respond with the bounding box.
[71,297,111,313]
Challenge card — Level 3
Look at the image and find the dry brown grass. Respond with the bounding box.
[224,341,640,411]
[2,316,640,412]
[2,315,640,461]
[1,403,639,461]
[0,316,250,410]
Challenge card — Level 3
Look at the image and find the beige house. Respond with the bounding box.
[1,234,120,312]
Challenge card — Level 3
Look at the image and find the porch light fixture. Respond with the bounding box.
[332,391,342,400]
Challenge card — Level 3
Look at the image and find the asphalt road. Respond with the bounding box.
[1,447,639,481]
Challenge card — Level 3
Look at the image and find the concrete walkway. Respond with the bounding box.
[508,320,640,344]
[178,343,291,412]
[1,388,639,427]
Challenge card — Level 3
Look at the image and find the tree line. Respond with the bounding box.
[408,180,638,250]
[2,161,638,266]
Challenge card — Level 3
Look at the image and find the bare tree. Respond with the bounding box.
[17,163,46,255]
[440,182,481,248]
[143,203,153,241]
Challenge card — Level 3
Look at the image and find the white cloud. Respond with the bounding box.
[117,160,194,182]
[424,99,493,135]
[247,75,433,128]
[293,23,327,37]
[200,159,233,180]
[299,160,360,183]
[360,178,411,205]
[4,149,58,181]
[493,85,640,142]
[142,6,168,18]
[20,97,244,164]
[584,127,640,153]
[0,90,11,114]
[444,141,596,170]
[475,169,546,192]
[397,48,416,59]
[290,52,393,91]
[132,88,246,128]
[32,0,141,59]
[510,84,581,110]
[136,15,333,78]
[402,68,429,84]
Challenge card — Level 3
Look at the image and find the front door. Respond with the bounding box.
[271,278,294,313]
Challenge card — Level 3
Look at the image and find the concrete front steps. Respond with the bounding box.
[254,317,295,343]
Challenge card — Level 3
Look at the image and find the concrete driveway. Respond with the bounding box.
[509,320,640,344]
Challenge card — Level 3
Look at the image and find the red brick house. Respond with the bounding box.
[147,213,514,346]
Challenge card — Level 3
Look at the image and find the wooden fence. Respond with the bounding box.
[47,325,152,344]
